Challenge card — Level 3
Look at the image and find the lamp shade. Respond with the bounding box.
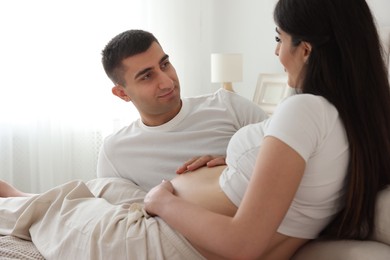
[211,53,243,83]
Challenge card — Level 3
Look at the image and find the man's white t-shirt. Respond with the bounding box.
[97,89,268,191]
[220,94,349,239]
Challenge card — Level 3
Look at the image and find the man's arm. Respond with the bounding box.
[96,146,120,178]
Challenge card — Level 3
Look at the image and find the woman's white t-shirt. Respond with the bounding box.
[220,94,349,239]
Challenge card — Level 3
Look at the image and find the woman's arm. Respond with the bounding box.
[145,136,305,259]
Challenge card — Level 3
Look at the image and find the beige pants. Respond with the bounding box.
[0,178,205,260]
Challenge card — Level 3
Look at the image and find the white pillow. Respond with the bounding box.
[371,185,390,245]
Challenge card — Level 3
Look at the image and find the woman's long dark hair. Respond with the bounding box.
[274,0,390,240]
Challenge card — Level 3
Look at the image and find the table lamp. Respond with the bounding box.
[211,53,243,92]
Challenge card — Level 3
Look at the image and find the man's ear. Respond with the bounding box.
[112,85,131,102]
[302,41,312,63]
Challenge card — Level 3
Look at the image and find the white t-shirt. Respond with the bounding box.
[97,89,268,191]
[220,94,349,239]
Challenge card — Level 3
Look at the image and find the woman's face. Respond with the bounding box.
[275,27,311,88]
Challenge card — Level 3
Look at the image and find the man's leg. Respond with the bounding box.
[0,180,35,197]
[0,179,204,259]
[86,177,147,205]
[0,195,40,240]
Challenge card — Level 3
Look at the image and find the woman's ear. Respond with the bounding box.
[302,41,312,63]
[112,85,131,102]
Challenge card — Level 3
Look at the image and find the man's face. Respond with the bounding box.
[112,42,181,126]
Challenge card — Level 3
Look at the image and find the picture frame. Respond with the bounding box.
[253,73,292,115]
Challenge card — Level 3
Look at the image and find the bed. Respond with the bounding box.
[0,235,44,259]
[1,26,389,260]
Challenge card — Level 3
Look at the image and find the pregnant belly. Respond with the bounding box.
[171,165,237,217]
[171,166,309,259]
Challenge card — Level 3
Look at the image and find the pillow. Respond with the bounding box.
[371,185,390,245]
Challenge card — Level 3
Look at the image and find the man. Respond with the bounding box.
[0,29,267,259]
[98,29,268,191]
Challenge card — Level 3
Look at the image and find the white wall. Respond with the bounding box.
[367,0,390,26]
[209,0,280,99]
[146,0,214,98]
[149,0,390,100]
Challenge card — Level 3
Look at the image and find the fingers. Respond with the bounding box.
[160,179,174,193]
[206,157,226,167]
[176,155,212,174]
[176,163,191,175]
[176,162,193,175]
[176,155,226,174]
[144,180,175,216]
[187,156,215,171]
[176,157,202,174]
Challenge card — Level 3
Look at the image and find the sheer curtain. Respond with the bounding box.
[0,0,148,192]
[0,0,217,193]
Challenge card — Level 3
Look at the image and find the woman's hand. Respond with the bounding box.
[176,155,226,174]
[144,180,175,216]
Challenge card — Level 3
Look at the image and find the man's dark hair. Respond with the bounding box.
[102,30,159,85]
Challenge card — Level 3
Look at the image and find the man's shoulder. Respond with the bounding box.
[183,88,247,105]
[103,119,140,143]
[183,88,266,116]
[181,90,219,109]
[182,89,219,101]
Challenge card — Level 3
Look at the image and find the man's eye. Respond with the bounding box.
[142,73,151,80]
[275,36,281,43]
[161,61,170,69]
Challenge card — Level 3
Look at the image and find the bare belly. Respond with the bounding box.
[170,166,308,259]
[171,165,237,216]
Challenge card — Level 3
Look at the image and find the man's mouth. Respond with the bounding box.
[158,88,175,98]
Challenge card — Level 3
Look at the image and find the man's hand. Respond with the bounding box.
[176,155,226,174]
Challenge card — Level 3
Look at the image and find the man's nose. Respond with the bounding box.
[157,71,174,89]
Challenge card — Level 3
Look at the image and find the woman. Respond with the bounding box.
[145,0,390,258]
[1,0,389,259]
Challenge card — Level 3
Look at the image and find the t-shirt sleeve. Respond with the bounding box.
[96,139,121,178]
[220,89,269,127]
[264,94,328,162]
